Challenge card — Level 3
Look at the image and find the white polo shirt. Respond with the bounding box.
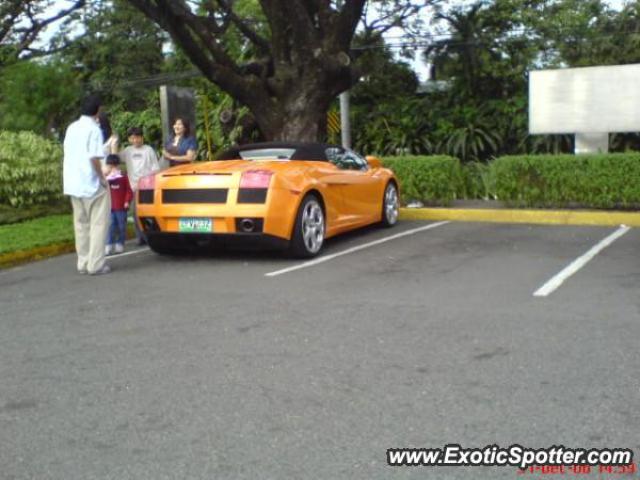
[63,115,105,197]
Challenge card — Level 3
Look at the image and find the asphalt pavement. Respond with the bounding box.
[1,221,639,480]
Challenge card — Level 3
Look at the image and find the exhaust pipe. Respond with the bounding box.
[240,218,255,232]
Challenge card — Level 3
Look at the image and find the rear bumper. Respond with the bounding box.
[146,231,290,251]
[136,186,301,240]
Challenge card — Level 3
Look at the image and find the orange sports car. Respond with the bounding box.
[136,142,399,257]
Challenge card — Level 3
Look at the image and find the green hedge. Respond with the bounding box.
[382,155,462,206]
[382,152,640,209]
[491,153,640,208]
[461,161,495,200]
[0,131,63,207]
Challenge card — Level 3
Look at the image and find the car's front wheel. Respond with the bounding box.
[381,181,399,227]
[289,194,325,258]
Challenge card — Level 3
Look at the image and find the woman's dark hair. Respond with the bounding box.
[174,117,191,137]
[98,110,112,143]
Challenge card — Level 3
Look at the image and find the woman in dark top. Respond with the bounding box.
[163,117,198,167]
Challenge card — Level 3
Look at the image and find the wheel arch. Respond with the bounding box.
[289,188,326,238]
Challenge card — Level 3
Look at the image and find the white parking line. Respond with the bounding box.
[108,247,150,258]
[533,225,631,297]
[265,221,450,277]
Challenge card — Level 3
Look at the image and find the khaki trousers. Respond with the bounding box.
[70,187,111,273]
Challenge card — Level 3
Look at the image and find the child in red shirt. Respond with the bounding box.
[104,154,133,255]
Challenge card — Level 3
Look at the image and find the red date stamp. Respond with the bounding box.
[517,462,637,476]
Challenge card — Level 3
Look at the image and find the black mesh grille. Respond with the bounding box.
[162,189,228,204]
[139,217,160,232]
[237,188,268,203]
[138,190,154,204]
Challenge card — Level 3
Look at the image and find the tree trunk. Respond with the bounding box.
[252,84,333,142]
[124,0,365,143]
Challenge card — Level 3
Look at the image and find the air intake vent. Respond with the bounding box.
[238,188,268,203]
[138,190,154,204]
[162,189,228,204]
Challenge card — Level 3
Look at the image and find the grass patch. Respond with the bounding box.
[0,214,74,255]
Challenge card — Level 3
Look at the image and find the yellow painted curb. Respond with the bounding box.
[400,208,640,227]
[0,242,75,269]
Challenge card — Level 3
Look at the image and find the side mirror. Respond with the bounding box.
[366,155,382,169]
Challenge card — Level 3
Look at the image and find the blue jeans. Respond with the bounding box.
[108,210,128,246]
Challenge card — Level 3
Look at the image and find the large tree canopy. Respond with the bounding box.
[0,0,85,67]
[125,0,429,141]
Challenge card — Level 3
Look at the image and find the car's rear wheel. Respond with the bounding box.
[381,181,399,227]
[289,194,325,258]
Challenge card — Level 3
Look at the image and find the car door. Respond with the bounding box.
[327,149,384,225]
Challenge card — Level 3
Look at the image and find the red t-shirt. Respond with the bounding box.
[107,172,133,211]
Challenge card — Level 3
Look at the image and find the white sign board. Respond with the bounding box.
[529,64,640,134]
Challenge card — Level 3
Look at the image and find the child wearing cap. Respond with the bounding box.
[119,127,160,245]
[104,154,133,255]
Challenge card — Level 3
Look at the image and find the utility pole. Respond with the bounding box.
[340,91,351,149]
[336,0,351,149]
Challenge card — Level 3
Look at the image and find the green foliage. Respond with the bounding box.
[491,153,640,208]
[0,131,63,207]
[412,0,640,163]
[111,105,163,151]
[382,155,462,205]
[351,38,419,105]
[0,61,80,136]
[536,0,640,67]
[461,162,495,200]
[351,43,429,156]
[355,100,433,156]
[61,0,165,111]
[380,153,640,209]
[437,123,502,162]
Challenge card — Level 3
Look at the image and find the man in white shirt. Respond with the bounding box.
[63,95,112,275]
[120,126,160,245]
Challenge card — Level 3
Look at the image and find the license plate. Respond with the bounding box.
[178,217,212,233]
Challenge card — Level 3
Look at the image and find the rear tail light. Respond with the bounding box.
[138,174,156,190]
[240,170,273,188]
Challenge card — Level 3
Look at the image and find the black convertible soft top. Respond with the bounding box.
[216,142,343,161]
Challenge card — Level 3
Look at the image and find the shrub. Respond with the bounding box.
[381,153,640,208]
[491,153,640,208]
[0,131,63,207]
[461,161,495,200]
[382,155,462,205]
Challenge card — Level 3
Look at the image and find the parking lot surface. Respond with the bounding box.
[1,221,639,479]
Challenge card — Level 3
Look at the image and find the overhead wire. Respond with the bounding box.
[110,24,640,87]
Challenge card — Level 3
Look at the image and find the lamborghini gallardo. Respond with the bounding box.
[135,142,399,257]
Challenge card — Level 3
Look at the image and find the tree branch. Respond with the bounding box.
[1,0,85,65]
[126,0,271,116]
[334,0,366,48]
[213,0,271,54]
